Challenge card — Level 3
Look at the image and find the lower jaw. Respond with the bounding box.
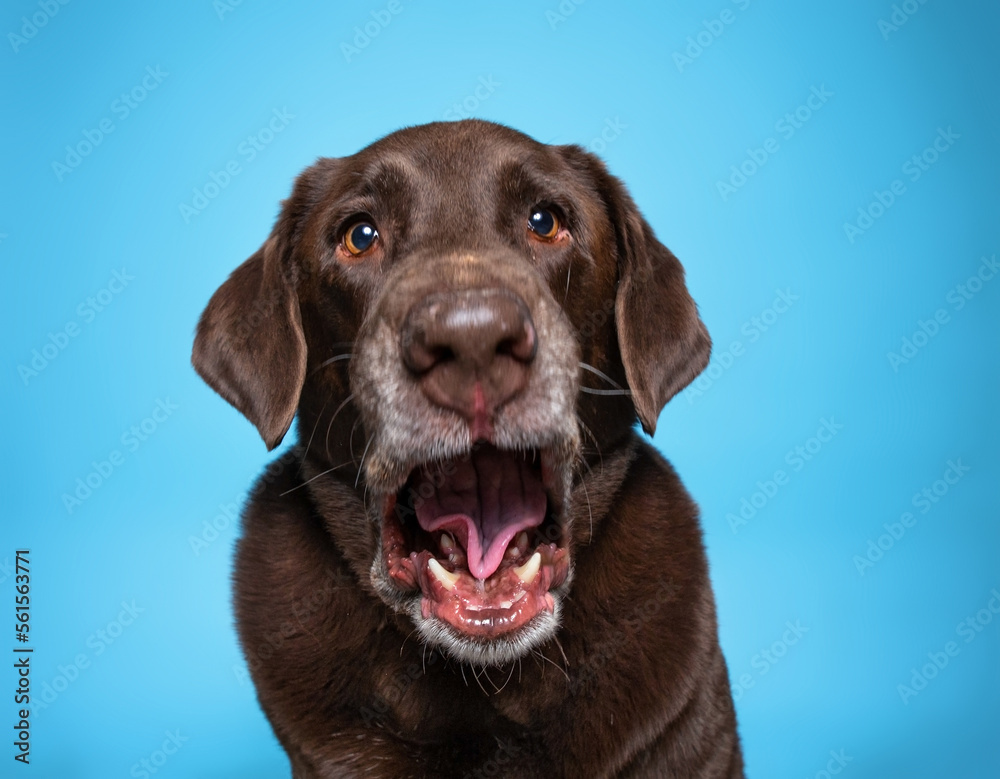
[380,494,571,650]
[409,595,565,668]
[412,545,568,638]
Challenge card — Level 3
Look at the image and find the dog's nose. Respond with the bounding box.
[401,289,537,430]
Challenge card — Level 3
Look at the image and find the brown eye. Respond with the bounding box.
[527,208,560,240]
[344,222,378,255]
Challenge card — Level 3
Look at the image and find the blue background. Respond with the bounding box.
[2,0,998,776]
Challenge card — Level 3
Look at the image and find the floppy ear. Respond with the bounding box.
[191,228,307,451]
[560,145,711,435]
[614,211,711,435]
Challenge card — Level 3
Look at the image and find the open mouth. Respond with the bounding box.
[382,444,569,641]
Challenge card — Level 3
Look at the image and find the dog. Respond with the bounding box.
[192,119,743,778]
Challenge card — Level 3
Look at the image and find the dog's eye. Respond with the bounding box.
[344,222,379,255]
[527,208,560,240]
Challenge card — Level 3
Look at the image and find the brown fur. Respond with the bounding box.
[192,120,743,778]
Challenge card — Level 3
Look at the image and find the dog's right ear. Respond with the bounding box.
[192,234,306,450]
[191,163,333,450]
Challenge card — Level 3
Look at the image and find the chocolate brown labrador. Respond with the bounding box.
[192,120,743,778]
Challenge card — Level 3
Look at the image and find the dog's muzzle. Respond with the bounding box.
[353,267,582,664]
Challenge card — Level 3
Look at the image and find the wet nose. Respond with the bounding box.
[400,288,537,428]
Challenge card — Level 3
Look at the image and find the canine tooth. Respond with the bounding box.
[439,533,455,552]
[428,558,459,591]
[514,551,541,584]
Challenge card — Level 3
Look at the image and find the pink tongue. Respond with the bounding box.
[413,447,546,580]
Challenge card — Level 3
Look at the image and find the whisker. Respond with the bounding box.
[355,434,374,488]
[580,387,632,396]
[400,627,419,658]
[279,460,354,495]
[552,636,570,672]
[469,664,489,696]
[348,418,362,464]
[578,362,626,390]
[581,477,594,543]
[310,353,354,375]
[495,661,516,694]
[324,393,357,463]
[482,666,502,694]
[575,414,603,474]
[534,647,570,681]
[301,393,333,465]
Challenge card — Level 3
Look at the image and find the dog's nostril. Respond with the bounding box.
[496,338,515,357]
[399,289,537,420]
[496,327,536,362]
[401,290,536,372]
[431,345,456,365]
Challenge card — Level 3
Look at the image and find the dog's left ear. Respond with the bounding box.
[614,204,711,435]
[191,162,334,449]
[561,146,711,435]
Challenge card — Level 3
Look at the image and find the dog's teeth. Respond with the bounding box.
[439,533,455,553]
[514,551,541,584]
[428,558,459,591]
[505,531,529,559]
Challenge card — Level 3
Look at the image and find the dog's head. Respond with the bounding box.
[193,120,709,666]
